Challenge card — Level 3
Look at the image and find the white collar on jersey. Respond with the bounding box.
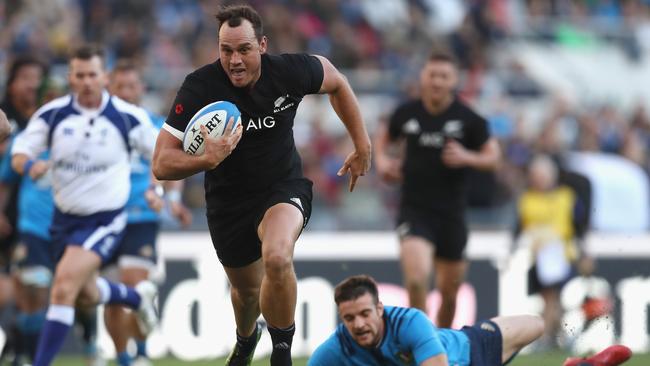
[72,90,110,117]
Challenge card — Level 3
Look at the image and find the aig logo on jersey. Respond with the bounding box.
[245,116,276,131]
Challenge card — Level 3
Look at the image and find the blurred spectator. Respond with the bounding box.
[1,0,650,231]
[514,155,580,350]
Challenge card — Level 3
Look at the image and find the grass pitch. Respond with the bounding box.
[53,351,650,365]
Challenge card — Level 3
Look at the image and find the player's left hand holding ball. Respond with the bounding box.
[200,118,243,169]
[337,147,371,192]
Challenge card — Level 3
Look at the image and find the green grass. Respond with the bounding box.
[53,352,650,365]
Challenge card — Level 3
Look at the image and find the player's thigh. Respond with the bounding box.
[53,246,101,293]
[396,207,435,278]
[491,315,544,362]
[399,236,434,280]
[258,203,303,257]
[257,178,313,257]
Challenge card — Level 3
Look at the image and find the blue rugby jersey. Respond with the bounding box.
[125,111,164,224]
[309,306,471,366]
[0,138,53,240]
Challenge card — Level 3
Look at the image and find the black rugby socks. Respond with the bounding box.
[235,322,260,356]
[268,323,295,366]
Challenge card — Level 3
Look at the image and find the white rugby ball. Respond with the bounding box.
[182,101,241,155]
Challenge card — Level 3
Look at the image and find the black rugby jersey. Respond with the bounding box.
[387,98,489,213]
[164,53,323,206]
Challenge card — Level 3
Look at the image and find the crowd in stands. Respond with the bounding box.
[2,0,650,230]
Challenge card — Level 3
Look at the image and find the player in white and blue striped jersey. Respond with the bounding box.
[10,45,159,366]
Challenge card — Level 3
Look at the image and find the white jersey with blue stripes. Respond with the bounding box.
[12,91,157,215]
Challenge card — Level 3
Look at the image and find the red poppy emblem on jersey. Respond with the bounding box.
[175,104,184,115]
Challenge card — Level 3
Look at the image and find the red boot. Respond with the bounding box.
[563,345,632,366]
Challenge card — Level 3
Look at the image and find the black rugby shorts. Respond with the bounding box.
[206,178,312,268]
[396,206,468,260]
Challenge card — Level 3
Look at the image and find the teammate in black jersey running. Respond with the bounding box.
[375,51,500,328]
[152,5,371,366]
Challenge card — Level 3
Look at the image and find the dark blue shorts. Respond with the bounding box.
[50,208,127,266]
[460,319,503,366]
[13,232,54,270]
[111,221,159,267]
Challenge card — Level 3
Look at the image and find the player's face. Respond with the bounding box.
[9,64,43,108]
[109,70,144,105]
[338,293,385,348]
[219,19,267,89]
[69,56,108,108]
[420,60,457,104]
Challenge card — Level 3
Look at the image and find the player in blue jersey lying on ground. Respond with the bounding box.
[309,275,631,366]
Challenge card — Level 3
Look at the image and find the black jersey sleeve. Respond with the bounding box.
[387,103,409,141]
[278,53,324,96]
[466,113,490,150]
[164,73,208,137]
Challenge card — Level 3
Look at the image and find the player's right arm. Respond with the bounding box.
[152,74,242,180]
[152,122,241,180]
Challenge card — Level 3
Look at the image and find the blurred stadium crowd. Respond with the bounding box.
[2,0,650,231]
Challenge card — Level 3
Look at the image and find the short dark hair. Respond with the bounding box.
[428,49,458,67]
[215,5,264,41]
[6,55,46,88]
[334,275,379,306]
[71,44,105,63]
[111,59,139,74]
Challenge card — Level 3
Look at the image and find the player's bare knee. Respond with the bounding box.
[76,286,98,307]
[232,285,260,304]
[404,277,428,293]
[50,280,77,305]
[263,252,293,279]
